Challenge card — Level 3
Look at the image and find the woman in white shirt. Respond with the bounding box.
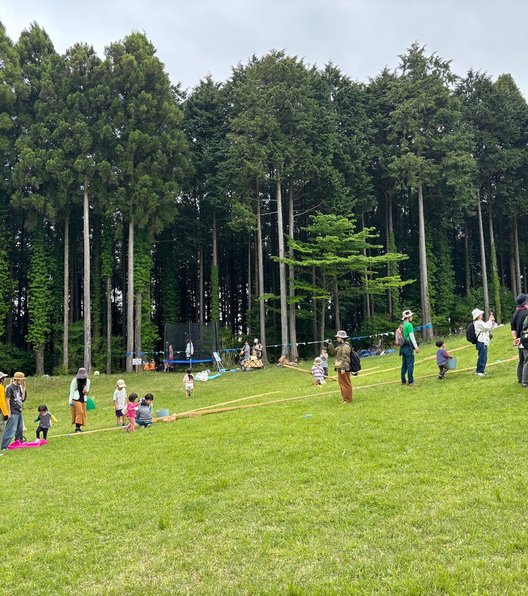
[472,308,497,376]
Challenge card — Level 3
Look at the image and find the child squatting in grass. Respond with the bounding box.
[136,394,154,427]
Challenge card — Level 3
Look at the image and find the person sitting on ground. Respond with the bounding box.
[136,394,154,428]
[278,354,298,367]
[435,340,453,380]
[246,349,264,369]
[311,357,326,386]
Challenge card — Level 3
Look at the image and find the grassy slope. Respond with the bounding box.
[2,326,528,594]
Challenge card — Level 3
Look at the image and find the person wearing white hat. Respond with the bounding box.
[253,338,263,360]
[472,308,496,376]
[113,379,127,426]
[400,310,419,386]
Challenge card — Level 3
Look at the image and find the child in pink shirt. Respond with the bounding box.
[125,393,138,432]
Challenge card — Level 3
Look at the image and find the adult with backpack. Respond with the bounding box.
[470,308,496,376]
[325,330,360,404]
[397,309,419,386]
[510,293,528,386]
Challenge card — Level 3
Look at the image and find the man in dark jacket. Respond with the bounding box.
[511,293,528,386]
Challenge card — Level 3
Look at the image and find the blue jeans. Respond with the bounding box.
[1,413,21,449]
[400,345,415,384]
[476,342,488,374]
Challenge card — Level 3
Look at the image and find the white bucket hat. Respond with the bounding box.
[472,308,484,320]
[116,379,126,389]
[401,309,414,320]
[335,330,348,339]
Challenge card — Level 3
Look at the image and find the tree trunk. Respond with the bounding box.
[198,245,204,324]
[211,210,219,323]
[247,241,252,335]
[334,276,341,331]
[476,189,489,318]
[126,219,134,372]
[63,212,69,373]
[134,290,141,369]
[312,266,318,356]
[276,174,289,356]
[361,212,371,319]
[510,248,517,298]
[83,176,91,372]
[514,215,522,296]
[106,275,112,374]
[464,222,471,297]
[36,346,44,375]
[417,182,433,340]
[256,182,267,364]
[288,185,298,361]
[488,203,501,324]
[385,190,394,316]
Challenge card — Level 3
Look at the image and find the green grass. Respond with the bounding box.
[2,326,527,594]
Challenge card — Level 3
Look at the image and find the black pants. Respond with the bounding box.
[36,426,48,440]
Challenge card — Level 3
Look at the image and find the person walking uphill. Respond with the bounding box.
[400,310,419,386]
[326,330,353,404]
[473,308,497,376]
[69,368,90,433]
[510,293,528,386]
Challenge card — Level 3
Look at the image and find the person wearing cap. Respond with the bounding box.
[510,294,528,386]
[472,308,496,376]
[1,372,28,450]
[69,367,90,433]
[400,310,419,386]
[113,379,127,426]
[326,330,353,403]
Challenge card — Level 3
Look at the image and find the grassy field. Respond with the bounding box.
[1,325,527,594]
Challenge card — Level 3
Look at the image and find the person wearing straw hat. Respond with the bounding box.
[472,308,496,376]
[326,330,353,403]
[400,310,419,386]
[69,368,90,433]
[1,372,27,450]
[113,379,127,426]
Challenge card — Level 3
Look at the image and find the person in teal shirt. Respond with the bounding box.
[400,309,419,385]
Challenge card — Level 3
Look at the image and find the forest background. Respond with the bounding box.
[0,22,526,375]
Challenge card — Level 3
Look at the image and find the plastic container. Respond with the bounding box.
[156,408,169,418]
[446,357,458,370]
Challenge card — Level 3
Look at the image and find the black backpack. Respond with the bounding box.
[521,316,528,349]
[466,322,478,344]
[349,348,362,375]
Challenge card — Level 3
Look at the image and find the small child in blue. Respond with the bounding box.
[34,404,57,440]
[436,340,453,379]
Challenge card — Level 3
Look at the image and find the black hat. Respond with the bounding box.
[516,293,527,306]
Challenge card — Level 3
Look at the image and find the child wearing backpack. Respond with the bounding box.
[471,308,496,376]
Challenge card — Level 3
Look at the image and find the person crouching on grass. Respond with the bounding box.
[136,394,154,428]
[311,357,326,386]
[326,330,353,404]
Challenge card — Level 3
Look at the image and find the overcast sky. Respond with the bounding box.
[2,0,527,97]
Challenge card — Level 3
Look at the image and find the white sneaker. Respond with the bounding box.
[476,372,485,377]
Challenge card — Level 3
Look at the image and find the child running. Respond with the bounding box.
[125,393,138,432]
[113,379,127,426]
[436,340,453,379]
[183,369,194,398]
[311,357,326,386]
[136,394,154,428]
[34,404,57,440]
